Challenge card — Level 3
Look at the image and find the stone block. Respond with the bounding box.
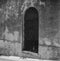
[0,40,5,47]
[14,43,22,56]
[39,46,53,59]
[39,38,52,46]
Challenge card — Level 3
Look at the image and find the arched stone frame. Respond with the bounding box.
[22,6,39,53]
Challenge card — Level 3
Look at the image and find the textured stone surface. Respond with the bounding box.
[0,0,60,60]
[39,38,52,45]
[39,46,53,59]
[4,41,22,56]
[0,40,5,48]
[39,46,60,59]
[0,40,22,56]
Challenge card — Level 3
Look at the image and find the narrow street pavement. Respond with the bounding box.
[0,56,58,61]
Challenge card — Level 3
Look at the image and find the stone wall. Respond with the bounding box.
[0,0,22,56]
[0,0,60,60]
[38,0,60,59]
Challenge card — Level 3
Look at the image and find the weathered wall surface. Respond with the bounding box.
[0,0,60,60]
[38,0,60,59]
[0,0,22,56]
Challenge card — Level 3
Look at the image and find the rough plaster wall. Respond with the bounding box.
[0,0,22,56]
[0,40,22,56]
[38,0,60,59]
[20,0,60,59]
[0,0,60,60]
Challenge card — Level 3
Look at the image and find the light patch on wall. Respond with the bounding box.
[21,0,36,14]
[6,33,14,41]
[21,0,28,14]
[53,30,60,47]
[13,31,19,41]
[39,0,45,7]
[2,26,10,40]
[0,40,5,47]
[2,26,19,41]
[3,26,14,41]
[43,38,51,45]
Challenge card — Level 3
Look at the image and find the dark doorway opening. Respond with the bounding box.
[23,7,39,53]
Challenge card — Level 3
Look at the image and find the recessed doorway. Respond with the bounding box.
[23,7,39,53]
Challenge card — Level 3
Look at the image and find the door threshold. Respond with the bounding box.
[22,51,40,59]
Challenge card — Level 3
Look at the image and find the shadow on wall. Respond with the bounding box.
[0,0,7,7]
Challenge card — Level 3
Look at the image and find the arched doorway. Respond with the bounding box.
[23,7,39,53]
